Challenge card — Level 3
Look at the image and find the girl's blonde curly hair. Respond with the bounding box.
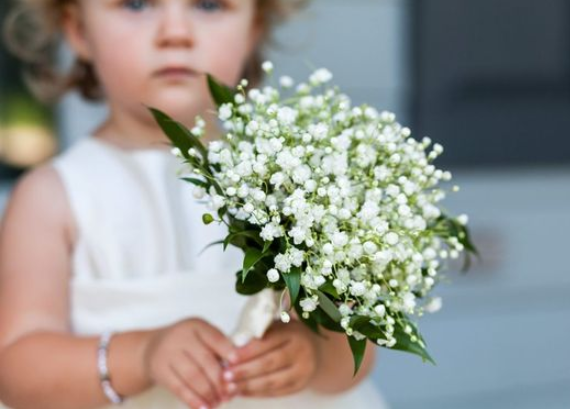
[3,0,305,103]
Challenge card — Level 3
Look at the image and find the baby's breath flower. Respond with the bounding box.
[457,214,469,225]
[171,62,474,360]
[309,68,333,85]
[279,75,294,88]
[267,268,280,283]
[425,297,443,313]
[280,311,291,323]
[262,61,274,73]
[300,295,319,312]
[219,103,232,121]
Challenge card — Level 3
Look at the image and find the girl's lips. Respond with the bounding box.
[154,67,198,78]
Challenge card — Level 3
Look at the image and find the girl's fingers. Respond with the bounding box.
[198,326,238,364]
[232,333,290,364]
[224,347,289,383]
[228,365,295,397]
[239,383,302,398]
[172,354,218,408]
[166,363,211,409]
[187,344,227,402]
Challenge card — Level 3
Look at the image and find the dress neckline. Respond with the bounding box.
[87,135,173,157]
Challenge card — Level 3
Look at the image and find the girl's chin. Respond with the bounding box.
[142,98,209,120]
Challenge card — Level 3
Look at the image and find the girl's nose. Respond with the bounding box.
[156,4,194,48]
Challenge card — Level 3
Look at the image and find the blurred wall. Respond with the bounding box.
[412,0,570,168]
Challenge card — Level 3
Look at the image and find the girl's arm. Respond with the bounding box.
[0,166,239,409]
[0,167,152,409]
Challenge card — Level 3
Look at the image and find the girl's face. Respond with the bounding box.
[64,0,260,126]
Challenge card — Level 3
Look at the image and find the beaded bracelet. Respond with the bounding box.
[97,332,124,405]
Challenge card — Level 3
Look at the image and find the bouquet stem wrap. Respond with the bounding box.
[231,289,280,347]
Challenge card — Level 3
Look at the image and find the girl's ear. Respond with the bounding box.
[61,3,92,62]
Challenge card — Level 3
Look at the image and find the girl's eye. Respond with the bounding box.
[195,0,224,12]
[121,0,150,11]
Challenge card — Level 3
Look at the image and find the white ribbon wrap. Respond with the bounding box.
[231,289,280,347]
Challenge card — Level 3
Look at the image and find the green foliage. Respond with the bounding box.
[433,214,480,272]
[390,316,436,365]
[235,268,267,295]
[316,290,341,323]
[242,248,266,282]
[207,74,235,107]
[223,230,263,251]
[181,177,209,189]
[350,315,435,365]
[283,266,301,305]
[347,336,367,376]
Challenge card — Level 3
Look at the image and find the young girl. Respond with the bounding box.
[0,1,389,408]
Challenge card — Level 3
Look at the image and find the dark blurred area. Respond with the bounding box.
[0,0,57,182]
[411,0,570,168]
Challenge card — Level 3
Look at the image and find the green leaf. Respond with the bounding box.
[318,281,340,298]
[350,316,385,339]
[313,307,344,332]
[316,290,341,323]
[217,207,227,221]
[283,266,301,305]
[148,107,192,155]
[350,314,435,365]
[458,224,480,272]
[223,230,263,251]
[262,240,272,254]
[148,107,210,166]
[202,213,214,225]
[242,248,265,282]
[148,107,226,194]
[181,177,209,189]
[433,214,480,273]
[197,239,224,256]
[235,269,267,295]
[347,336,367,376]
[207,74,235,107]
[294,301,320,335]
[390,317,436,365]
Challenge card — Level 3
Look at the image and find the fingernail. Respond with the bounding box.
[226,382,237,393]
[228,352,238,363]
[223,371,234,381]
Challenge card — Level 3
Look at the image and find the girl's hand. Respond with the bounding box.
[222,320,319,398]
[142,318,237,409]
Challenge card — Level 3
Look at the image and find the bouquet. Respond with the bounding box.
[150,63,478,374]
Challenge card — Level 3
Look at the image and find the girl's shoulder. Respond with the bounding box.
[12,137,103,245]
[1,162,77,257]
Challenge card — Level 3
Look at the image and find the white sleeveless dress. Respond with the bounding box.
[47,136,389,409]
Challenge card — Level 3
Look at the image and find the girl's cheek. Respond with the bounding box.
[207,40,253,85]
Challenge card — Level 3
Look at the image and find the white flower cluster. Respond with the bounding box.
[179,64,470,350]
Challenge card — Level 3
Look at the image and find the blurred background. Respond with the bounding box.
[1,0,569,408]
